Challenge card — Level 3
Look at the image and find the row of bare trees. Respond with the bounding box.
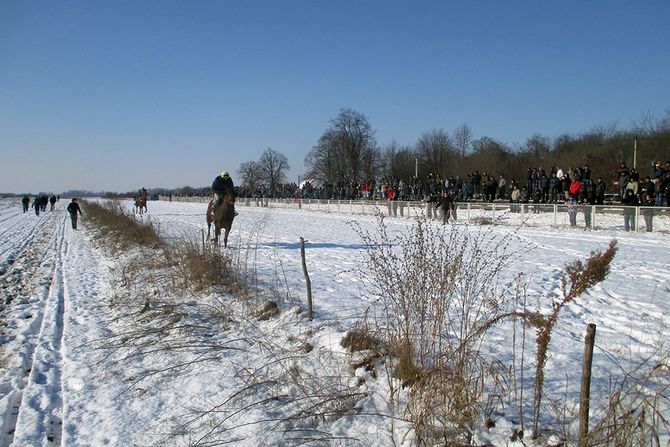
[327,110,670,186]
[237,148,291,193]
[235,108,670,192]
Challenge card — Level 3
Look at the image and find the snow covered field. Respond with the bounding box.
[0,197,668,446]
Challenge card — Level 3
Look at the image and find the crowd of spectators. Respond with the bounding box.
[235,160,670,209]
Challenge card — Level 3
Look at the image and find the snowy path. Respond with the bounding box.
[0,201,110,447]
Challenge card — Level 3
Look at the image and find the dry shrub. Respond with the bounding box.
[586,358,670,447]
[529,240,618,439]
[341,328,377,352]
[251,300,280,321]
[83,200,164,251]
[407,365,481,445]
[341,315,378,353]
[353,217,523,444]
[468,240,619,440]
[86,199,236,295]
[163,239,231,292]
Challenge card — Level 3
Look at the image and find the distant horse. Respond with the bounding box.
[206,193,235,247]
[134,194,148,215]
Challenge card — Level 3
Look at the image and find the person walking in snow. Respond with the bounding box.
[641,192,655,232]
[436,190,454,224]
[32,196,40,216]
[621,189,638,232]
[67,198,83,229]
[565,196,578,228]
[22,195,30,213]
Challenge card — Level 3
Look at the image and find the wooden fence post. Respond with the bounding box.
[578,323,597,447]
[300,237,313,321]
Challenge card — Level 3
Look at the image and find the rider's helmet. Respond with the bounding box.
[221,171,230,178]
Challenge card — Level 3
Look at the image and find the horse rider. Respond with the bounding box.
[212,171,237,216]
[138,187,147,198]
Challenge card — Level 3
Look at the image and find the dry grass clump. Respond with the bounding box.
[471,240,618,440]
[251,300,280,321]
[84,200,164,251]
[341,316,379,353]
[353,217,622,444]
[586,357,670,447]
[85,199,234,294]
[528,240,618,439]
[163,239,232,293]
[353,217,522,444]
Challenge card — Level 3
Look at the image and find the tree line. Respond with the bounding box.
[236,108,670,195]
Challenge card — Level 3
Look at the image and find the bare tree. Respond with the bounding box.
[305,129,341,182]
[416,129,456,175]
[632,111,657,136]
[454,123,473,158]
[392,147,419,179]
[237,161,263,191]
[380,140,399,178]
[258,148,290,194]
[305,109,377,184]
[360,144,382,184]
[470,137,513,176]
[523,134,552,163]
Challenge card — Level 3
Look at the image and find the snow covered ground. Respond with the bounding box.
[0,197,668,446]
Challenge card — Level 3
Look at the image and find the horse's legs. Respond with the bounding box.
[223,223,232,248]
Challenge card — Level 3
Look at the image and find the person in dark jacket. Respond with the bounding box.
[32,196,40,216]
[616,162,630,200]
[621,189,639,232]
[595,177,606,205]
[211,171,237,215]
[436,190,454,224]
[22,195,30,213]
[586,179,597,205]
[49,195,57,211]
[580,197,593,229]
[641,193,655,232]
[67,198,83,229]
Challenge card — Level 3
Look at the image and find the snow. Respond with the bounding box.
[0,197,668,446]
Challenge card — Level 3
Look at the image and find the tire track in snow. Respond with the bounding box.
[0,212,57,281]
[1,214,67,446]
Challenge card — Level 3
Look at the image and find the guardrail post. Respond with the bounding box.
[591,205,596,229]
[635,206,640,232]
[553,204,558,227]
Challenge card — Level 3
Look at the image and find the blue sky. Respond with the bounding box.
[1,0,668,193]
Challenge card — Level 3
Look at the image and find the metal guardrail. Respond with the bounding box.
[159,195,670,233]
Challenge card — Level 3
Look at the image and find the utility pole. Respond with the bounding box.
[415,156,418,178]
[633,136,637,169]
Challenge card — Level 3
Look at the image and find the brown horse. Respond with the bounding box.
[134,194,147,215]
[206,193,235,247]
